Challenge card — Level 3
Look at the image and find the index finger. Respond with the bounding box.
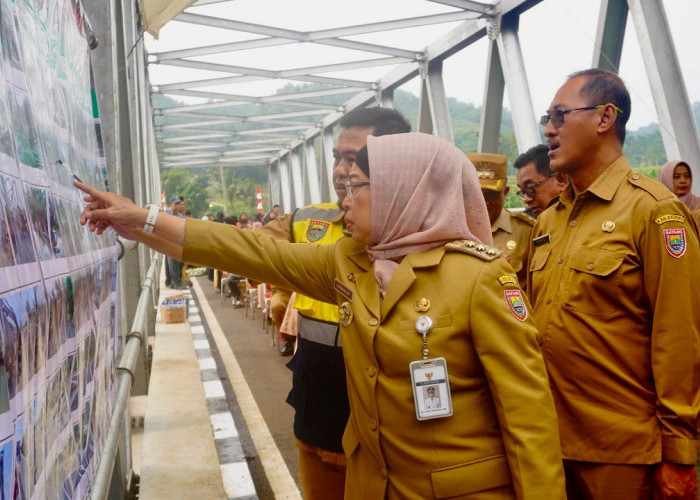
[73,179,99,197]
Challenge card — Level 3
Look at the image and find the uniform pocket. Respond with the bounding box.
[430,454,512,498]
[563,248,624,317]
[529,247,550,272]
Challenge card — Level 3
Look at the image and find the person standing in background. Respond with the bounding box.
[514,144,568,218]
[470,152,534,287]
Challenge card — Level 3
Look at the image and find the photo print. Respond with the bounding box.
[21,184,51,261]
[0,174,36,266]
[0,292,24,402]
[4,84,42,169]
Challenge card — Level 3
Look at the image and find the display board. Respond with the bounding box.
[0,0,118,498]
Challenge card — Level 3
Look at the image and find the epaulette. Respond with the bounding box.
[445,240,503,261]
[507,209,536,226]
[628,173,674,202]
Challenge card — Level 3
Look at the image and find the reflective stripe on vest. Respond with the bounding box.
[291,203,344,323]
[297,314,341,347]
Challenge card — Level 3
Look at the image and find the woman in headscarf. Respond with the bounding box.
[658,160,700,212]
[75,132,564,499]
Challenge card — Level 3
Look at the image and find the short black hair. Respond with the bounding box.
[514,144,553,177]
[339,107,411,137]
[567,68,631,144]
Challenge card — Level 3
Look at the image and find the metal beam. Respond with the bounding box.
[479,38,505,153]
[290,147,304,207]
[304,139,321,204]
[496,14,540,153]
[156,71,374,92]
[426,0,495,15]
[592,0,628,72]
[321,127,335,202]
[417,59,454,141]
[156,56,410,81]
[279,155,293,212]
[627,0,700,175]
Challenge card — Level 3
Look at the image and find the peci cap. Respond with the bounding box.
[467,153,508,192]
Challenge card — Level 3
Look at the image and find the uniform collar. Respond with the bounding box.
[491,209,512,234]
[558,155,630,207]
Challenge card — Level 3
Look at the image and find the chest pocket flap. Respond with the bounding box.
[529,247,550,272]
[569,248,623,276]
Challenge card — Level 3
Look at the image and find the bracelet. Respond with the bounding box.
[143,204,162,234]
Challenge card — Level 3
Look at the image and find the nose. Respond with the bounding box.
[341,191,352,210]
[543,119,557,138]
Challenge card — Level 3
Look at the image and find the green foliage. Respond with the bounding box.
[160,168,209,216]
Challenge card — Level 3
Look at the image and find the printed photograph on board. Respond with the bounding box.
[0,174,35,266]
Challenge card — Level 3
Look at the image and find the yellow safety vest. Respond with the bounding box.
[291,203,344,324]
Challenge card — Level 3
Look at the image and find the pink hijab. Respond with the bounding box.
[658,160,700,212]
[364,133,492,294]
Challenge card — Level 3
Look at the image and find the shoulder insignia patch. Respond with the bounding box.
[504,289,528,321]
[508,209,537,226]
[498,275,518,286]
[663,228,687,258]
[445,240,503,261]
[655,214,686,225]
[306,219,330,242]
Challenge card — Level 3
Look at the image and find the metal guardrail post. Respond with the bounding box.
[90,255,160,499]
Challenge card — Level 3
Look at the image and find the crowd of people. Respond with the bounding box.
[75,68,700,500]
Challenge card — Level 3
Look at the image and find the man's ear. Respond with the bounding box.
[555,173,568,190]
[597,103,618,134]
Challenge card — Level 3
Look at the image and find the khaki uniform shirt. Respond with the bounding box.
[527,155,700,465]
[491,209,534,288]
[183,220,565,499]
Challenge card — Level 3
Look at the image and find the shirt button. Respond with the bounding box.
[631,174,640,180]
[370,418,378,430]
[570,220,577,227]
[557,257,564,264]
[368,366,377,377]
[368,318,379,326]
[546,298,552,305]
[587,263,594,271]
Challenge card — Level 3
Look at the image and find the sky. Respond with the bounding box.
[146,0,700,132]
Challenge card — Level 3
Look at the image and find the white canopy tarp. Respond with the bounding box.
[138,0,197,37]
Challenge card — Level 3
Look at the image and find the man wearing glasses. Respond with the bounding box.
[528,68,700,499]
[514,144,568,218]
[469,152,534,288]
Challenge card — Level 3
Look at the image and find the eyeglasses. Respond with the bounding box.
[516,175,555,200]
[539,104,624,128]
[344,180,370,197]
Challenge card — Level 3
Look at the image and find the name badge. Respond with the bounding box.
[409,358,453,421]
[532,233,551,247]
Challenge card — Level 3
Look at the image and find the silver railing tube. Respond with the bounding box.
[90,254,160,499]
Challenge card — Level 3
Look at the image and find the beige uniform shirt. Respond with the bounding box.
[183,221,566,499]
[491,209,534,287]
[527,155,700,465]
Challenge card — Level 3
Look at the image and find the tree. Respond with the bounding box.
[160,168,208,216]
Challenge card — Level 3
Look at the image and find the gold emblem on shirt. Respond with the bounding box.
[654,214,686,225]
[602,221,616,233]
[415,298,431,313]
[338,302,353,326]
[506,240,517,250]
[498,275,518,286]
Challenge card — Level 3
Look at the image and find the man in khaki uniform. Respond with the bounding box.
[469,153,534,287]
[529,68,700,499]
